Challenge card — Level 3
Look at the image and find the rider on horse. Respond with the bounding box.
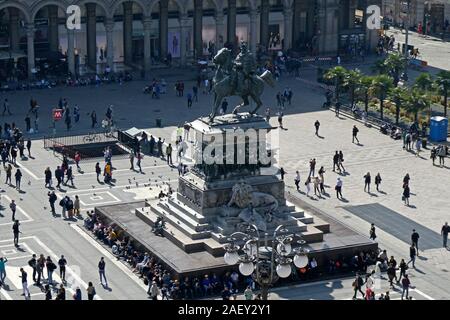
[233,41,257,95]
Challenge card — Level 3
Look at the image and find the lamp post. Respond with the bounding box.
[402,0,411,58]
[223,224,309,300]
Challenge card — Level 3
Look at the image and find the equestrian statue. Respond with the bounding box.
[210,41,275,121]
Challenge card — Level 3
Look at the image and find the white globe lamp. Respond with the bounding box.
[276,263,292,278]
[224,251,239,265]
[294,254,308,268]
[239,261,255,276]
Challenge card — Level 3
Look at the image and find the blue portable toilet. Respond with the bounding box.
[429,116,448,142]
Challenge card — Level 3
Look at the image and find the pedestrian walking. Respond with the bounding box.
[338,151,345,172]
[28,254,37,283]
[441,222,450,248]
[20,268,30,299]
[3,98,12,116]
[407,243,417,268]
[352,125,360,144]
[15,169,22,191]
[5,164,12,185]
[335,101,341,117]
[411,229,420,255]
[364,172,371,193]
[87,282,96,300]
[375,173,382,191]
[294,171,301,191]
[136,153,143,173]
[46,256,57,285]
[0,257,8,286]
[98,257,108,287]
[352,273,365,299]
[430,147,437,165]
[148,280,160,300]
[58,255,67,283]
[305,176,311,197]
[44,167,52,188]
[166,144,173,165]
[437,145,446,167]
[10,200,16,221]
[318,166,326,194]
[415,139,421,156]
[332,151,340,172]
[65,166,74,187]
[401,274,411,300]
[398,258,408,282]
[403,184,410,206]
[335,178,343,199]
[369,223,377,240]
[48,191,57,216]
[309,158,316,177]
[280,167,285,180]
[313,176,321,196]
[277,111,284,129]
[36,254,45,285]
[73,287,82,300]
[314,120,320,136]
[88,109,97,128]
[187,92,193,108]
[74,152,81,171]
[13,220,20,246]
[95,162,101,182]
[74,195,80,217]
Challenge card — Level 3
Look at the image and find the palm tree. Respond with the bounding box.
[343,69,362,108]
[388,86,408,124]
[414,73,433,92]
[370,75,394,120]
[434,70,450,116]
[371,59,387,75]
[404,89,431,122]
[356,76,373,113]
[384,52,407,86]
[324,66,347,101]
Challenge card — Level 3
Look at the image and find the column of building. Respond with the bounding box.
[9,8,20,52]
[143,16,152,74]
[318,0,339,54]
[159,0,169,59]
[26,23,35,79]
[292,0,308,50]
[260,0,270,49]
[67,28,75,75]
[215,10,225,50]
[86,3,97,70]
[283,7,293,50]
[48,5,59,52]
[179,13,190,65]
[123,1,133,65]
[105,18,115,70]
[249,9,258,52]
[227,0,237,49]
[348,0,357,28]
[194,0,203,58]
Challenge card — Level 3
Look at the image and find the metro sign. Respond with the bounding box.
[53,108,63,121]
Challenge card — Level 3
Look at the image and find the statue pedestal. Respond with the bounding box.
[135,114,328,256]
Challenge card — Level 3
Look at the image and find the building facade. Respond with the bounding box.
[382,0,450,32]
[0,0,381,78]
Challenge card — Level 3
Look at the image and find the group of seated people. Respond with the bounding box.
[84,212,380,299]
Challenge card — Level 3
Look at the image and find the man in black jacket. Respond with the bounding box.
[28,254,37,282]
[411,229,420,256]
[48,191,57,215]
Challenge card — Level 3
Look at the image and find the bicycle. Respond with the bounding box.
[83,132,101,143]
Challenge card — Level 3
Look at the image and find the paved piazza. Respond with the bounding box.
[1,38,450,300]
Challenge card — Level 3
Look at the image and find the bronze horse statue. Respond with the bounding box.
[210,48,275,121]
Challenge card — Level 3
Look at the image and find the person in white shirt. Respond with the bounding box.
[335,178,343,199]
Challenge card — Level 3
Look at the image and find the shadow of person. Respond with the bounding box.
[317,135,325,139]
[338,197,349,203]
[368,192,378,197]
[378,190,387,195]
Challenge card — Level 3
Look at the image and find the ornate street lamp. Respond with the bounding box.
[223,224,309,300]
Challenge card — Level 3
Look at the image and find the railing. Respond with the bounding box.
[44,130,119,159]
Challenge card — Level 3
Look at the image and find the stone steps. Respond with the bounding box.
[135,207,224,256]
[167,196,209,223]
[146,206,211,240]
[156,201,210,232]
